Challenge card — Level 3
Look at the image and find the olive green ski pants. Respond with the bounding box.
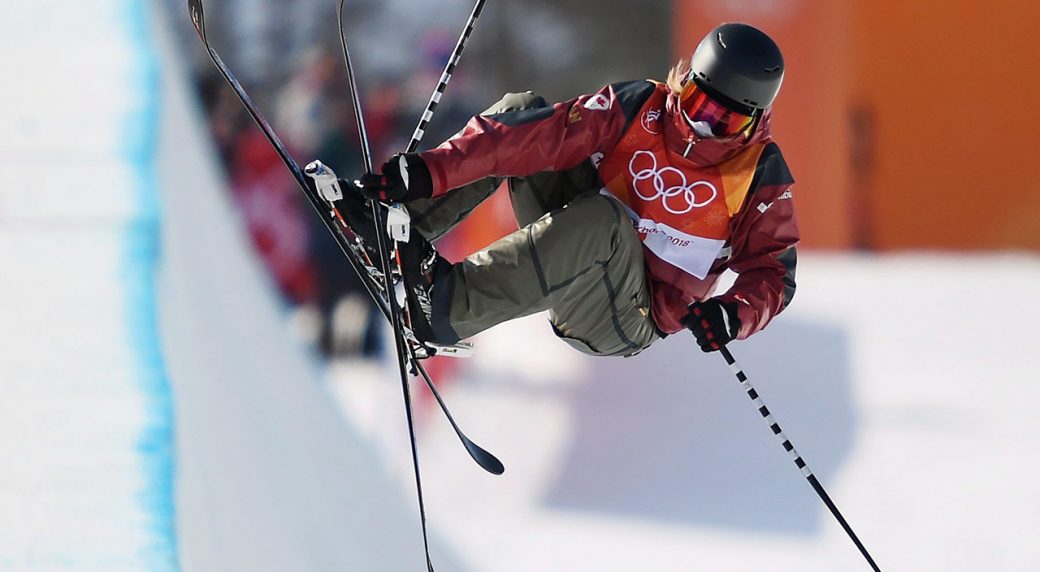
[406,92,660,357]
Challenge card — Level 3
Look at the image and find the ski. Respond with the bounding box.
[334,1,439,567]
[186,0,502,476]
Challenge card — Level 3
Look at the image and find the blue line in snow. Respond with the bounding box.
[123,0,179,569]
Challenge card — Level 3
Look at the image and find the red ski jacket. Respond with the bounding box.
[419,81,799,338]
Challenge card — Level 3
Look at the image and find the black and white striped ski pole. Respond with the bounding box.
[405,0,487,153]
[718,346,882,572]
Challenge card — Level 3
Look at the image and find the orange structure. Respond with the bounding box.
[675,1,855,249]
[676,0,1040,251]
[852,0,1040,250]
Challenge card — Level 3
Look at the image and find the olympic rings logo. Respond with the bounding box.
[628,150,717,214]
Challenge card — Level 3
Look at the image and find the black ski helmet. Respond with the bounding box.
[688,23,784,113]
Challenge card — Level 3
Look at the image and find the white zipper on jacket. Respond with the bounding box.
[681,110,713,158]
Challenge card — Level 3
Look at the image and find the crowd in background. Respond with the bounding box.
[165,0,669,360]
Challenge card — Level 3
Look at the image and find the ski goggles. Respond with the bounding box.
[679,81,757,138]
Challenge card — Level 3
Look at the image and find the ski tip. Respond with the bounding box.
[467,443,505,475]
[187,0,205,36]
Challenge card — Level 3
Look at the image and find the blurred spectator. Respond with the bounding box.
[274,48,340,153]
[309,95,381,359]
[228,128,317,307]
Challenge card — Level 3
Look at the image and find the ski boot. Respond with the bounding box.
[305,159,471,359]
[305,160,389,284]
[383,206,473,359]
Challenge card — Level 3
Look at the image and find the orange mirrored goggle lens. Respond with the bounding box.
[679,81,756,137]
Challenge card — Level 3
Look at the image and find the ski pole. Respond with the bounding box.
[718,346,882,571]
[406,0,488,153]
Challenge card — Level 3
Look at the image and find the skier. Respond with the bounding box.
[346,22,798,357]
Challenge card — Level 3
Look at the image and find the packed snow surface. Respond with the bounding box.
[333,254,1040,571]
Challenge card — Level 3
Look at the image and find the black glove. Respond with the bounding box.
[355,153,433,203]
[682,299,740,353]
